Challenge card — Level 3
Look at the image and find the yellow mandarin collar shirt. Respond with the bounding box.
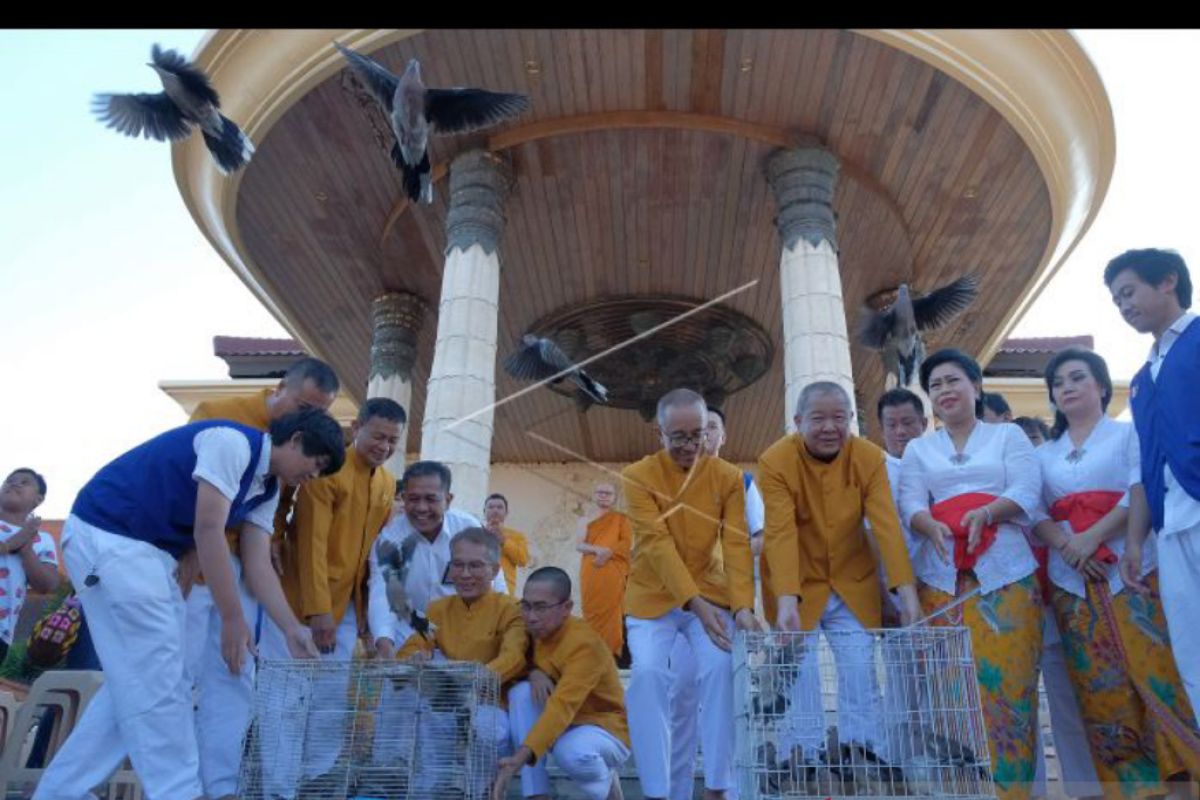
[622,450,754,619]
[280,446,395,626]
[759,434,914,630]
[522,616,629,761]
[397,590,528,686]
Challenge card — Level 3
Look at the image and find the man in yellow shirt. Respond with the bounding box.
[261,396,405,797]
[494,566,631,800]
[621,388,758,800]
[484,492,532,594]
[184,356,339,800]
[759,381,919,769]
[367,527,527,798]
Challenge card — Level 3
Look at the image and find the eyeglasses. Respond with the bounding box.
[449,560,492,574]
[519,599,568,614]
[663,431,704,448]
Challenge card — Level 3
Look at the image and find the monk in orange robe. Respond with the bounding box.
[576,482,632,657]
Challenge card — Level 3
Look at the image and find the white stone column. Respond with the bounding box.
[367,291,426,475]
[419,150,512,514]
[766,148,857,432]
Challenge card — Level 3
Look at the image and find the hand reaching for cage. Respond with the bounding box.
[896,585,922,627]
[374,637,396,660]
[222,615,256,674]
[925,520,954,564]
[285,624,319,659]
[529,669,555,705]
[775,595,802,632]
[734,608,764,634]
[308,613,337,653]
[492,745,534,800]
[688,595,733,651]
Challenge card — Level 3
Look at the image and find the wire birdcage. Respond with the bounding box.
[733,627,995,800]
[238,658,504,800]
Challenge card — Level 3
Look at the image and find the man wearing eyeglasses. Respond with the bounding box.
[495,566,630,800]
[365,526,526,798]
[620,388,758,800]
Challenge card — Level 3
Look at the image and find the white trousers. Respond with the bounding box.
[373,679,510,797]
[184,557,261,798]
[508,681,630,800]
[627,607,734,797]
[667,634,742,800]
[1157,525,1200,718]
[257,606,358,798]
[1032,614,1101,798]
[34,516,202,800]
[783,594,887,761]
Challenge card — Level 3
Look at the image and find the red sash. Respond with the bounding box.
[1048,490,1123,564]
[930,493,999,570]
[1031,543,1051,603]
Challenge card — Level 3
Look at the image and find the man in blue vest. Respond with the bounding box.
[34,409,344,800]
[1107,247,1200,716]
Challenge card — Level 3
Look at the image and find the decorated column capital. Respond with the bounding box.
[445,149,514,256]
[370,291,427,383]
[766,148,840,252]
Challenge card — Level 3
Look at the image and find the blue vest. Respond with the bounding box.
[71,420,277,558]
[1130,318,1200,532]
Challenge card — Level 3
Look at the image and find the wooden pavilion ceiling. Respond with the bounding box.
[234,28,1052,463]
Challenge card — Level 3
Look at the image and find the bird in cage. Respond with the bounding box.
[819,727,907,796]
[908,725,991,779]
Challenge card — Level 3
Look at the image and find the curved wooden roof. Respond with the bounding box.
[173,29,1114,462]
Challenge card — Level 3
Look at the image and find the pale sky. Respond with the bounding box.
[2,30,1196,517]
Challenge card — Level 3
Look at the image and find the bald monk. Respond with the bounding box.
[622,388,759,800]
[495,567,631,800]
[759,381,919,769]
[369,527,527,798]
[576,482,632,658]
[183,356,339,800]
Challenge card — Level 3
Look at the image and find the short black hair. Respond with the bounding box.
[919,348,985,418]
[1103,248,1192,309]
[402,460,452,492]
[980,392,1011,418]
[357,397,407,425]
[8,468,47,498]
[485,493,508,509]
[1043,347,1114,440]
[269,409,346,476]
[1013,416,1051,443]
[706,406,726,426]
[876,388,925,422]
[525,566,572,601]
[395,479,405,494]
[284,357,340,395]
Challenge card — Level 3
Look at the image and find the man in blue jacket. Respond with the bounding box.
[34,409,343,800]
[1106,247,1200,717]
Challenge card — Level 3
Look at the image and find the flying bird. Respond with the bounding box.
[333,42,530,204]
[857,274,980,388]
[504,334,608,410]
[92,44,255,174]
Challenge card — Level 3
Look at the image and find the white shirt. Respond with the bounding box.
[367,507,506,644]
[1147,311,1200,537]
[898,421,1041,595]
[190,427,279,533]
[745,477,765,535]
[1034,416,1156,598]
[878,453,924,611]
[0,521,59,645]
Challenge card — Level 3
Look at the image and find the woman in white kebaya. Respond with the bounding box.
[1032,347,1200,797]
[898,348,1043,800]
